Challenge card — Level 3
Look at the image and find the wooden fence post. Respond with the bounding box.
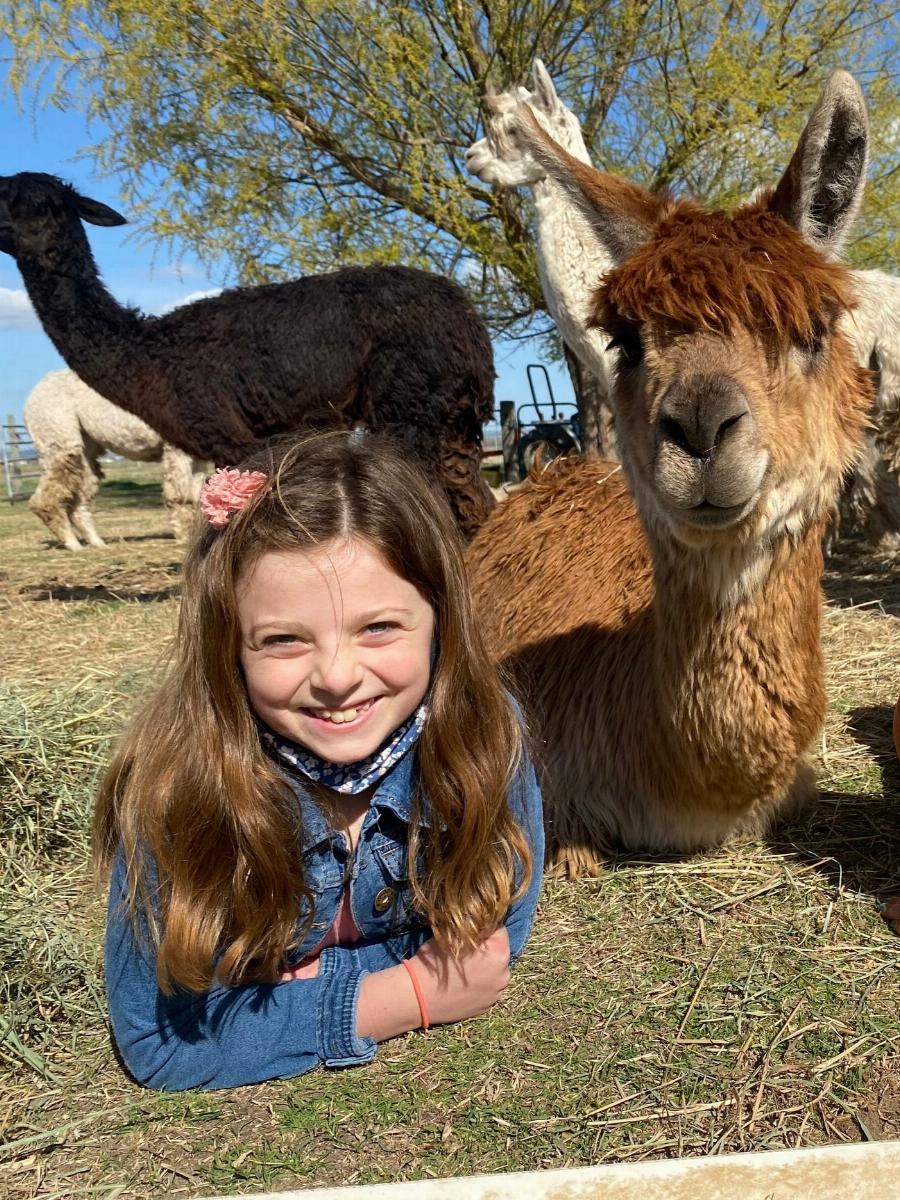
[500,401,520,484]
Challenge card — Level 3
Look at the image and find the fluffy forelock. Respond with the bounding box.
[593,194,857,347]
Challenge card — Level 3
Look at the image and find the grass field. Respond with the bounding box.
[2,461,899,1200]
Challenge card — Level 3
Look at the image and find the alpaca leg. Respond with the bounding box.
[160,444,201,541]
[28,450,85,551]
[69,453,107,548]
[841,436,878,544]
[786,761,819,821]
[866,453,900,552]
[168,502,198,542]
[757,760,819,834]
[545,802,609,879]
[883,897,900,936]
[189,458,207,502]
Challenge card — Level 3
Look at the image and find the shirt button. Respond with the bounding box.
[374,887,395,913]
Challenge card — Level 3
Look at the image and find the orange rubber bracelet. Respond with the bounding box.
[401,959,430,1030]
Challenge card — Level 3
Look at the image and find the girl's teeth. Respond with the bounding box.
[316,699,373,724]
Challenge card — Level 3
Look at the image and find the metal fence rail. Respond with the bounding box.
[2,416,40,503]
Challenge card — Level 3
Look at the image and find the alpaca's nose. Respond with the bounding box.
[657,376,750,460]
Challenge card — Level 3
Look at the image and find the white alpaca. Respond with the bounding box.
[466,62,617,395]
[24,370,206,551]
[468,62,900,547]
[840,270,900,547]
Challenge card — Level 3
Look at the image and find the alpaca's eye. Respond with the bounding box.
[807,325,826,355]
[607,322,644,369]
[798,312,838,362]
[796,326,826,363]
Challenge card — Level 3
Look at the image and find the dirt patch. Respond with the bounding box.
[19,562,182,605]
[824,543,900,615]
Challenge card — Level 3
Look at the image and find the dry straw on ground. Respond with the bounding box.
[1,463,898,1200]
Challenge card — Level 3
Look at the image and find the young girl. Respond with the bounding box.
[96,432,543,1091]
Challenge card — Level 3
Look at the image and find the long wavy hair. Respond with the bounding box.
[94,432,531,993]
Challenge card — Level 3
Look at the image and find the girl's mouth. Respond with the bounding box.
[303,696,380,728]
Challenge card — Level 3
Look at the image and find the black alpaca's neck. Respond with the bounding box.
[18,223,145,395]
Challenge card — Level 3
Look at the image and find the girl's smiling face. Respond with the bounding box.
[237,538,435,764]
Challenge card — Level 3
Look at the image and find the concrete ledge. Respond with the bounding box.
[200,1140,900,1200]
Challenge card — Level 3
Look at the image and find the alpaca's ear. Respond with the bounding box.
[531,60,562,115]
[75,193,128,227]
[769,70,867,258]
[512,103,660,262]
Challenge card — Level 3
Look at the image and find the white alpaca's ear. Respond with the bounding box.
[531,60,562,115]
[511,103,661,262]
[769,70,867,258]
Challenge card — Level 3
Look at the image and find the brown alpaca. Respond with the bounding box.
[467,72,872,876]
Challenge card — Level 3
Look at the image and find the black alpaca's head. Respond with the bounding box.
[0,173,127,259]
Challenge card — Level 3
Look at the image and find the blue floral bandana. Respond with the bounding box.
[261,701,428,795]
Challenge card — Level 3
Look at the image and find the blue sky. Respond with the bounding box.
[0,83,574,429]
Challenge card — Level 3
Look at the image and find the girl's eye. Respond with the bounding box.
[364,621,398,636]
[262,634,301,646]
[607,322,644,369]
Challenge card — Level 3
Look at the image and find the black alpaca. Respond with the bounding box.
[0,173,496,538]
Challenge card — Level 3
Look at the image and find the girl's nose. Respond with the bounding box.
[309,644,363,696]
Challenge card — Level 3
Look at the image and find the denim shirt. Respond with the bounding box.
[104,744,544,1091]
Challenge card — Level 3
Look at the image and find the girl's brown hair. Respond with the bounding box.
[94,432,531,993]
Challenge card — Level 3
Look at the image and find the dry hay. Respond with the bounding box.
[0,462,182,687]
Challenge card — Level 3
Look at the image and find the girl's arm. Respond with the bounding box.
[108,751,544,1089]
[372,748,545,1032]
[105,853,412,1091]
[502,749,545,964]
[361,930,512,1034]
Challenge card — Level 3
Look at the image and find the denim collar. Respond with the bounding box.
[275,747,428,851]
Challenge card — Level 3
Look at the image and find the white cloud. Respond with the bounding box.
[158,261,205,280]
[0,287,39,330]
[0,282,224,328]
[156,287,222,315]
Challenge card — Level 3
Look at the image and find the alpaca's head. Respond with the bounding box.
[466,61,590,188]
[0,173,126,262]
[509,72,872,550]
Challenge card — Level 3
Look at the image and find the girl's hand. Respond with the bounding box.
[411,928,511,1025]
[355,928,511,1043]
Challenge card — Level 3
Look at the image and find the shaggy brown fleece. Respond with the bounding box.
[594,202,857,349]
[468,182,870,876]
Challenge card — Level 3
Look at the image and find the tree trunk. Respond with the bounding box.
[563,344,618,460]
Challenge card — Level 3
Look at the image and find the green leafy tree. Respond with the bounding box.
[4,0,899,447]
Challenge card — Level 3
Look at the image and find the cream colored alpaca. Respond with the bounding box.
[25,370,206,551]
[841,270,900,547]
[466,72,871,875]
[467,62,616,399]
[468,61,900,549]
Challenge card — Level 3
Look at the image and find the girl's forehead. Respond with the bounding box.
[237,537,418,602]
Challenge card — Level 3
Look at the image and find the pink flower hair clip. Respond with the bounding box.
[199,468,269,528]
